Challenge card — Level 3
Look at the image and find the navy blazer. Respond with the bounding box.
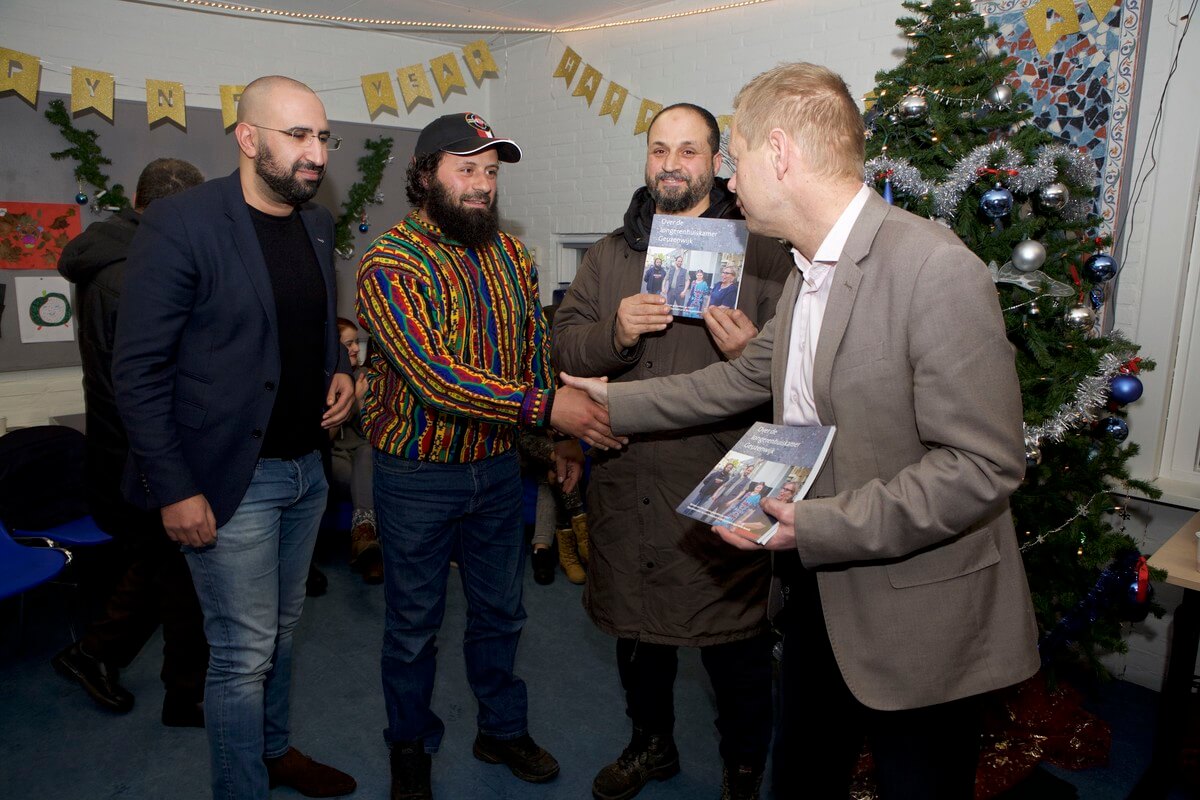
[113,171,349,527]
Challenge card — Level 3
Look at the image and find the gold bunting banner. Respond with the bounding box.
[71,66,114,120]
[361,72,398,117]
[1025,0,1080,58]
[553,47,582,88]
[0,47,40,105]
[572,64,602,106]
[429,53,467,100]
[599,81,628,124]
[461,39,498,84]
[396,64,433,110]
[220,84,245,130]
[633,99,663,136]
[146,79,186,127]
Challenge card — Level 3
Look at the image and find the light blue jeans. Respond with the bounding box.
[183,451,327,800]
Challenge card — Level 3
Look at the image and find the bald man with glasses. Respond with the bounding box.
[114,75,357,800]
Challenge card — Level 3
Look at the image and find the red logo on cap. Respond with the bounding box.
[465,112,494,139]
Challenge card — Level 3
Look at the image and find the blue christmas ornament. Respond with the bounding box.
[358,222,370,233]
[75,192,88,205]
[1089,286,1105,310]
[979,184,1013,219]
[1101,416,1129,442]
[1110,374,1144,405]
[883,178,893,205]
[1084,252,1118,282]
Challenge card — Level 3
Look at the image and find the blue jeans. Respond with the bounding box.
[183,451,327,800]
[375,449,528,752]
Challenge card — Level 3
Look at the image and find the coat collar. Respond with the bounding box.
[770,190,891,425]
[218,170,333,328]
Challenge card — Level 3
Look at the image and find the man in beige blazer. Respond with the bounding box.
[563,62,1040,799]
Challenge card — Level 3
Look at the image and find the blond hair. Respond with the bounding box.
[733,62,865,183]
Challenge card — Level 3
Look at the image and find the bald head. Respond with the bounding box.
[237,75,317,123]
[233,75,330,215]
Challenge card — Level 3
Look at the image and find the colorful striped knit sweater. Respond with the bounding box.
[356,211,553,462]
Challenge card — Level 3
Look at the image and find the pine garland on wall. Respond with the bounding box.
[335,136,394,259]
[44,98,131,213]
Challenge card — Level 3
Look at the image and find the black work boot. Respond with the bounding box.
[720,762,764,800]
[591,727,680,800]
[473,732,560,783]
[389,739,432,800]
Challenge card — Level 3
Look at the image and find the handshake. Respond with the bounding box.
[549,372,623,450]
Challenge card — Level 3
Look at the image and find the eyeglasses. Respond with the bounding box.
[250,124,342,150]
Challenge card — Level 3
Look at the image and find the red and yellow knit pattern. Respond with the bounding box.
[356,211,552,463]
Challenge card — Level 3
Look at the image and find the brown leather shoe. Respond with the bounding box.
[265,747,357,797]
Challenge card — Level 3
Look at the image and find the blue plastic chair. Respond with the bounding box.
[0,521,71,601]
[12,514,112,548]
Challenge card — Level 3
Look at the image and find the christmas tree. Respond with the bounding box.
[862,0,1160,675]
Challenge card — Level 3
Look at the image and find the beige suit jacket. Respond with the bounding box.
[607,191,1040,711]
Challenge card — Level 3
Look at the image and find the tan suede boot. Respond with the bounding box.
[556,527,585,584]
[350,518,384,584]
[570,513,590,565]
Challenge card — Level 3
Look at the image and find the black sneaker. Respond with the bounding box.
[592,727,680,800]
[390,740,432,800]
[531,546,555,585]
[473,732,560,783]
[51,642,134,713]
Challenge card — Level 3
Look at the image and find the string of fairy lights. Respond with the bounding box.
[149,0,776,33]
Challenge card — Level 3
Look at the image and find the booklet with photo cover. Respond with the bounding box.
[644,214,748,319]
[677,422,836,545]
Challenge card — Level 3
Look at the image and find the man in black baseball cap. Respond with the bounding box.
[357,112,619,799]
[413,111,522,164]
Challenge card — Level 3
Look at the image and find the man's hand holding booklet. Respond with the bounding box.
[676,422,836,546]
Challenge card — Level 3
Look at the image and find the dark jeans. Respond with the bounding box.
[81,501,207,700]
[774,567,982,799]
[616,633,773,770]
[375,449,528,752]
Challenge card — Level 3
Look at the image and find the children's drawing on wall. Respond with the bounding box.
[0,202,82,270]
[14,275,75,343]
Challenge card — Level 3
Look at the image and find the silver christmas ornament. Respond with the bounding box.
[1040,182,1069,211]
[1063,304,1095,332]
[898,94,928,121]
[1011,239,1047,273]
[987,84,1014,107]
[1027,301,1040,317]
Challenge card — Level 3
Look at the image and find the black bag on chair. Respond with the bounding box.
[0,425,89,531]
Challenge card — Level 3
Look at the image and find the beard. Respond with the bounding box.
[255,140,324,206]
[646,164,714,214]
[425,176,500,248]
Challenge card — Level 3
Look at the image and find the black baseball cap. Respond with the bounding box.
[414,112,522,163]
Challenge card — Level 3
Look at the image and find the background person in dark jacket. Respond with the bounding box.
[552,103,792,800]
[55,158,209,727]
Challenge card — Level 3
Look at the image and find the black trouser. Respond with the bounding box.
[81,502,208,701]
[616,633,773,770]
[774,567,982,799]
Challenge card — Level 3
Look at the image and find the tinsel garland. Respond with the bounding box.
[866,142,1094,218]
[44,99,131,213]
[334,136,394,259]
[1023,335,1137,448]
